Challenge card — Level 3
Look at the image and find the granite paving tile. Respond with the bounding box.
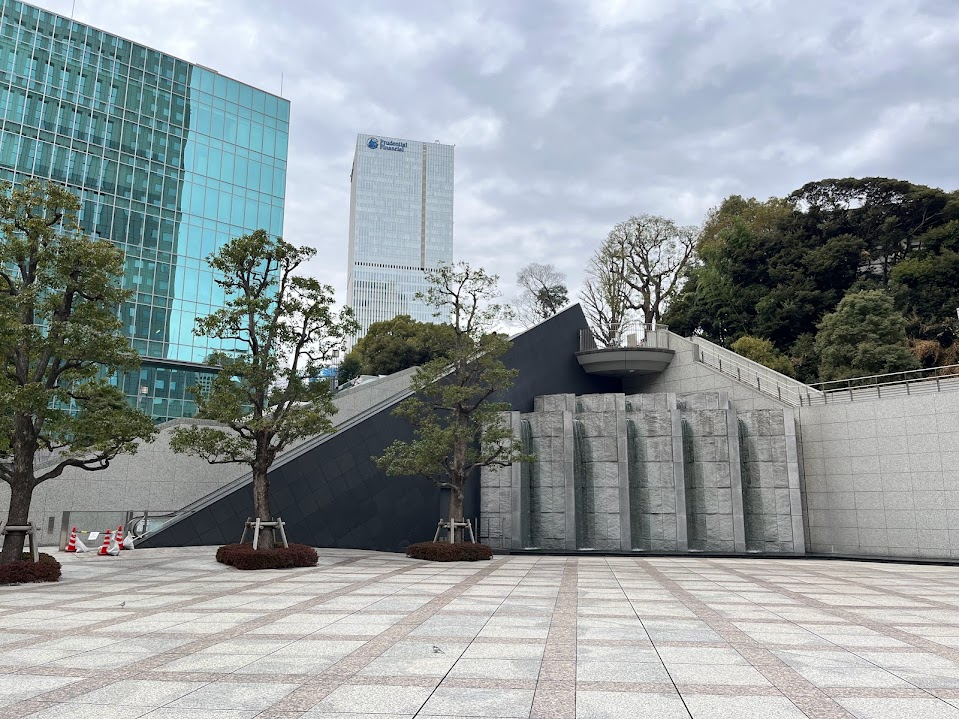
[6,550,959,719]
[575,690,690,719]
[418,687,535,717]
[837,697,959,718]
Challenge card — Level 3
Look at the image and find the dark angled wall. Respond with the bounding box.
[141,304,615,552]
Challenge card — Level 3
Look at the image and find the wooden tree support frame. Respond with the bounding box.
[0,521,39,562]
[433,518,476,544]
[239,517,289,550]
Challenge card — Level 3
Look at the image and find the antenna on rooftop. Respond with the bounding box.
[280,72,284,97]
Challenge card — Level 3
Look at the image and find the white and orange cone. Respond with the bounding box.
[97,529,113,556]
[115,524,126,549]
[65,527,79,552]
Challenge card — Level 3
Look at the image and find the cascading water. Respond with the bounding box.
[520,419,536,548]
[681,417,704,550]
[625,417,646,550]
[573,418,593,549]
[478,393,801,556]
[738,418,759,552]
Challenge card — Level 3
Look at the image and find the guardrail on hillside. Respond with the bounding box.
[802,364,959,405]
[695,343,808,406]
[695,339,959,407]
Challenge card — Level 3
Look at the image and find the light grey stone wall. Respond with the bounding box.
[1,368,416,547]
[573,394,626,551]
[0,419,241,548]
[626,409,680,551]
[681,409,738,551]
[528,409,574,551]
[481,390,804,556]
[799,391,959,559]
[332,367,417,424]
[625,334,787,411]
[739,410,803,553]
[478,412,519,550]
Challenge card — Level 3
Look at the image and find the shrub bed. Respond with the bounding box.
[0,552,62,584]
[216,542,318,570]
[406,541,493,562]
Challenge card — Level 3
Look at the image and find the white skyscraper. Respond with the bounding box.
[346,134,454,347]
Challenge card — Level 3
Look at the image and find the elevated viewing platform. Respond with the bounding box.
[575,323,675,376]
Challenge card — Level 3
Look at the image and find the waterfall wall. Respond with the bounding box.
[481,391,804,555]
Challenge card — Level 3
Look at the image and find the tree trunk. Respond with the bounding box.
[448,484,465,543]
[1,479,33,564]
[251,462,275,550]
[2,416,39,564]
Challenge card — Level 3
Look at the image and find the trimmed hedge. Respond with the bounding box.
[406,541,493,562]
[0,552,62,584]
[216,542,318,570]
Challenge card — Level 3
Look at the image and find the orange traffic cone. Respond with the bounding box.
[65,527,79,552]
[115,524,126,549]
[97,529,113,556]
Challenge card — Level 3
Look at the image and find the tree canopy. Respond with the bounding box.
[0,180,156,563]
[342,314,456,378]
[730,336,795,377]
[815,290,918,382]
[664,178,959,381]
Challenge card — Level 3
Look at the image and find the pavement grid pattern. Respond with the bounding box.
[2,548,959,718]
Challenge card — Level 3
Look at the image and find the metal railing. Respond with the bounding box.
[801,363,959,405]
[696,339,959,407]
[695,343,808,407]
[58,510,177,549]
[579,322,671,351]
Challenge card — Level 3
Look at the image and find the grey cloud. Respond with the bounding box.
[39,0,959,308]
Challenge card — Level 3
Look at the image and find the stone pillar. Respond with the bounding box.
[783,409,806,554]
[725,410,747,553]
[670,409,688,552]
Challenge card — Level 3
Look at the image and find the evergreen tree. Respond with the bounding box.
[0,181,156,564]
[374,263,529,538]
[170,230,356,550]
[815,290,918,382]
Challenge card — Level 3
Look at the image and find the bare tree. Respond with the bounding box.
[515,263,569,327]
[616,214,697,324]
[580,230,635,347]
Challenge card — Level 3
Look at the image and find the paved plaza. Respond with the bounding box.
[2,550,959,718]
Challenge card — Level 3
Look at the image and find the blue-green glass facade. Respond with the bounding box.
[0,0,289,421]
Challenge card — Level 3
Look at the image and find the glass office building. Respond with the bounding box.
[0,0,289,421]
[346,133,453,347]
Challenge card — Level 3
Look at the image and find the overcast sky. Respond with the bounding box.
[36,0,959,308]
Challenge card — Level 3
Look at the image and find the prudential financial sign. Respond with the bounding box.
[367,137,407,152]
